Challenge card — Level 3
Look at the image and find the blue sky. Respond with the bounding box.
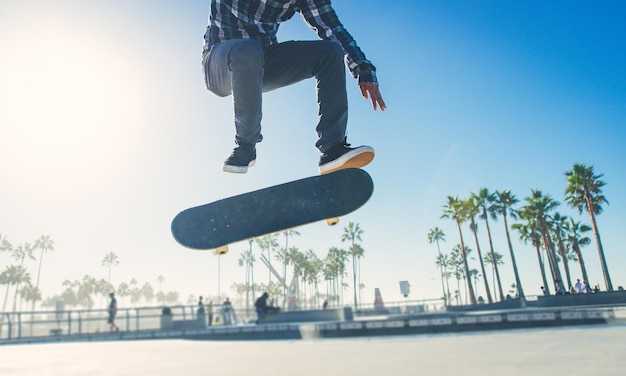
[1,1,625,307]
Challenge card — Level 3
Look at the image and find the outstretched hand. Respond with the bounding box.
[359,83,387,111]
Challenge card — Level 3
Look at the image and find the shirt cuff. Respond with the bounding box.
[358,71,378,85]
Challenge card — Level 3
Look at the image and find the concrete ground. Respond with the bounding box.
[2,323,625,376]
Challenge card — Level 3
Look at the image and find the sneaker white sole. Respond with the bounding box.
[223,160,256,174]
[319,146,374,175]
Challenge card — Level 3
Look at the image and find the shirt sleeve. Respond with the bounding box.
[298,0,378,84]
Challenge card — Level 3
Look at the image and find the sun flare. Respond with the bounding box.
[0,17,143,198]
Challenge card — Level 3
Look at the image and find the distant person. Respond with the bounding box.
[222,297,235,325]
[583,280,591,293]
[197,296,206,327]
[207,300,213,326]
[108,292,119,332]
[554,280,566,295]
[540,286,549,296]
[592,285,600,293]
[574,279,584,294]
[255,292,272,321]
[197,296,206,315]
[287,290,298,311]
[569,286,576,294]
[323,299,328,310]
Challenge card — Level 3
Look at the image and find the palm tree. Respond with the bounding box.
[494,189,525,301]
[427,227,448,304]
[32,235,54,311]
[483,251,504,299]
[564,163,612,291]
[520,190,562,286]
[20,282,41,311]
[11,266,32,312]
[11,243,36,312]
[117,282,131,306]
[324,247,348,305]
[442,196,477,305]
[341,222,364,309]
[282,229,300,261]
[256,234,279,285]
[434,253,452,302]
[287,246,302,301]
[449,244,473,304]
[303,249,323,307]
[465,196,493,303]
[550,212,574,289]
[351,243,365,304]
[447,246,464,305]
[237,247,256,310]
[473,188,505,301]
[1,265,26,313]
[141,282,155,304]
[513,218,550,295]
[564,218,592,286]
[157,275,165,293]
[95,278,111,307]
[101,252,119,286]
[0,234,13,254]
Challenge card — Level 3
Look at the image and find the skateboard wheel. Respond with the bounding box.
[326,217,339,226]
[215,245,229,255]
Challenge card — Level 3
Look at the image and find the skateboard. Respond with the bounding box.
[171,168,373,250]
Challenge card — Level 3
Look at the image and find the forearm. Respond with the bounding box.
[300,1,377,84]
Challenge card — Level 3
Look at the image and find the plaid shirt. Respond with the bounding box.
[203,0,377,84]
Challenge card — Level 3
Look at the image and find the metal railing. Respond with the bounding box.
[0,305,257,341]
[0,298,445,342]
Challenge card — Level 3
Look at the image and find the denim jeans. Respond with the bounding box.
[202,39,348,152]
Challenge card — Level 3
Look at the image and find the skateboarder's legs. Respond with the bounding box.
[203,39,347,151]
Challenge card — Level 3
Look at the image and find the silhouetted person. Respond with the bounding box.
[108,292,118,332]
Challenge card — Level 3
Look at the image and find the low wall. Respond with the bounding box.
[445,298,523,312]
[259,307,353,324]
[538,291,626,308]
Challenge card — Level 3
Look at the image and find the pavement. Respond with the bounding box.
[2,323,626,376]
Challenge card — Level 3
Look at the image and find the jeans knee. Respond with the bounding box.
[229,40,264,69]
[324,41,344,63]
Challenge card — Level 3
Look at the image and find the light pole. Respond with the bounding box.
[215,246,229,300]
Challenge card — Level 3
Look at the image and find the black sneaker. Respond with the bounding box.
[223,143,256,173]
[319,141,374,174]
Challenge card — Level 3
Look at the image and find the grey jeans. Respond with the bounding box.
[202,39,348,152]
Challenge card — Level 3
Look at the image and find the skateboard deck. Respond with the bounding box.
[171,168,373,250]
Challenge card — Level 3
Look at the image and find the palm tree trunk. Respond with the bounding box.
[502,214,525,301]
[456,222,477,305]
[435,240,447,305]
[357,258,363,305]
[2,284,10,314]
[542,232,562,283]
[558,239,573,289]
[352,253,358,309]
[535,244,550,295]
[484,218,505,300]
[586,205,613,290]
[573,244,590,284]
[470,221,492,303]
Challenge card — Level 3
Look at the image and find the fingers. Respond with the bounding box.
[359,83,387,111]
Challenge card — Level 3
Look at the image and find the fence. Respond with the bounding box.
[0,298,444,341]
[0,304,258,341]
